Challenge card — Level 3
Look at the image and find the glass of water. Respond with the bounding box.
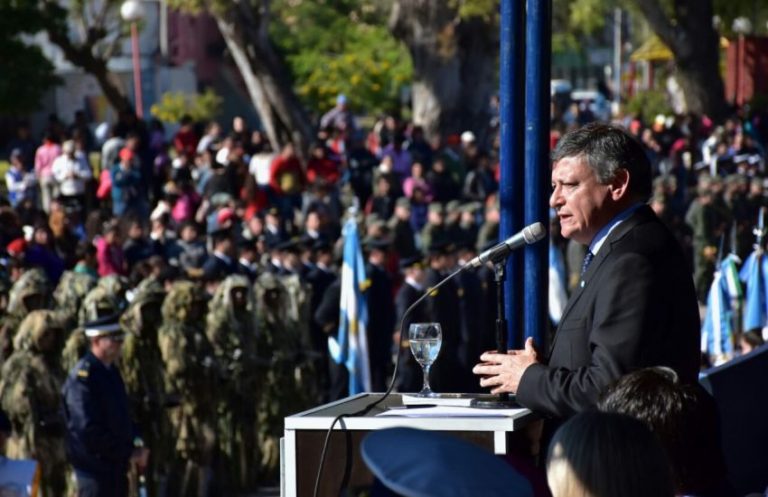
[409,322,442,397]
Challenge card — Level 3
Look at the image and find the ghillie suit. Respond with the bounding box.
[253,272,315,481]
[62,275,128,372]
[0,310,67,497]
[206,275,260,493]
[0,268,49,364]
[52,270,97,331]
[158,281,220,497]
[118,277,170,497]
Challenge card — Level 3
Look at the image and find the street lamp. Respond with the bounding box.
[732,17,753,35]
[121,0,146,119]
[732,16,752,106]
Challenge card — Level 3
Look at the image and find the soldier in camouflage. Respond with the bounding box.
[206,274,259,493]
[0,268,49,364]
[0,310,67,497]
[254,272,314,480]
[118,277,169,497]
[53,270,97,331]
[62,275,128,372]
[158,280,219,497]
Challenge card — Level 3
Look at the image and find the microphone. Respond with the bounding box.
[468,222,546,267]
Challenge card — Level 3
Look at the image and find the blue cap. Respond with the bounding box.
[83,313,124,338]
[361,428,533,497]
[337,94,347,105]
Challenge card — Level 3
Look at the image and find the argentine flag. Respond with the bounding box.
[701,269,734,361]
[720,254,743,300]
[548,242,568,324]
[329,217,372,395]
[740,251,768,332]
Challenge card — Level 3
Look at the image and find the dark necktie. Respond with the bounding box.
[581,250,595,277]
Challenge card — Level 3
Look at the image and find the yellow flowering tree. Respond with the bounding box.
[150,88,223,124]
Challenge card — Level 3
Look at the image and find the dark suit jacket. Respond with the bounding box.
[201,253,239,281]
[394,281,431,392]
[517,205,700,419]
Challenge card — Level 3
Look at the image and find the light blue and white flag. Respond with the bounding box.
[548,242,568,324]
[701,270,734,359]
[720,254,743,300]
[740,251,768,332]
[329,217,371,395]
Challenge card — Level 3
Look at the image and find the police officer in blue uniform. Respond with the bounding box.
[62,313,149,497]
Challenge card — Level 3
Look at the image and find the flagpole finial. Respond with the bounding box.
[348,197,360,216]
[753,207,766,254]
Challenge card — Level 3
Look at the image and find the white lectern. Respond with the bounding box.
[282,393,536,497]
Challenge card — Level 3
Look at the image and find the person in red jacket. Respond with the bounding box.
[173,115,199,159]
[269,143,305,223]
[306,142,341,186]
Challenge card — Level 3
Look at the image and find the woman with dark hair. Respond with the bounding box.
[95,220,126,276]
[49,206,80,268]
[24,224,65,284]
[598,367,732,497]
[547,411,674,497]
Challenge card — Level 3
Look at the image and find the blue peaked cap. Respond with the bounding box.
[361,428,534,497]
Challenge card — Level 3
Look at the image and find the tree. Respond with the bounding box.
[270,0,412,117]
[632,0,726,119]
[388,0,498,140]
[0,5,60,115]
[561,0,734,119]
[151,89,223,124]
[0,0,134,114]
[170,0,314,156]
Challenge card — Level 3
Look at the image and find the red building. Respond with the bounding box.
[725,36,768,106]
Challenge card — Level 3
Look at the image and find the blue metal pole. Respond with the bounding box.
[524,0,551,347]
[499,0,526,347]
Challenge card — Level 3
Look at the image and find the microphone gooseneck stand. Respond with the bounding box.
[312,222,546,496]
[470,260,517,408]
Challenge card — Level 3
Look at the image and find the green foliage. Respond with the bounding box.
[452,0,498,21]
[0,1,61,114]
[748,94,768,115]
[271,0,412,116]
[713,0,768,36]
[625,89,672,121]
[150,88,223,124]
[569,0,614,34]
[552,0,617,54]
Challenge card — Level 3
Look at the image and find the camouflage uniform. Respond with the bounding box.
[0,310,67,497]
[0,275,10,319]
[206,275,259,492]
[118,277,169,497]
[0,268,50,364]
[52,270,97,331]
[62,275,128,372]
[158,281,219,497]
[254,273,315,479]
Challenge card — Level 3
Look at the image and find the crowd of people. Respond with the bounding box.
[0,90,767,496]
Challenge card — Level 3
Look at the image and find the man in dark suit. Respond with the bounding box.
[201,229,240,282]
[364,237,396,392]
[305,240,338,399]
[394,254,429,392]
[424,241,464,393]
[473,123,700,419]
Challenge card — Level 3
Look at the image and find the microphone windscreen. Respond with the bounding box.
[523,222,546,244]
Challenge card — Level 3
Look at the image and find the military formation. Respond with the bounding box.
[0,261,324,496]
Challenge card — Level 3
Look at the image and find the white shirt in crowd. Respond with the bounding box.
[52,152,92,196]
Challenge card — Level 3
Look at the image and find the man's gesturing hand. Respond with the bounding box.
[472,337,538,394]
